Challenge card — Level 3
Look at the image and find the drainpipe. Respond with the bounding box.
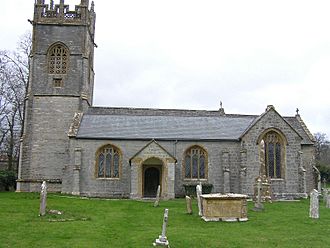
[173,140,178,158]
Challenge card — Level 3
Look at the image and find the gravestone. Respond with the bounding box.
[196,184,203,216]
[154,185,161,207]
[253,177,264,211]
[326,191,330,209]
[323,188,328,203]
[153,208,170,247]
[39,181,47,216]
[185,196,192,214]
[309,189,319,219]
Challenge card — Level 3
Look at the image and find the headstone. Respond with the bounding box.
[196,184,203,216]
[154,185,161,207]
[326,190,330,208]
[153,208,170,247]
[253,177,264,211]
[323,188,328,203]
[185,196,192,214]
[309,189,319,219]
[39,181,47,216]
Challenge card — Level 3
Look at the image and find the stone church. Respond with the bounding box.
[17,0,316,200]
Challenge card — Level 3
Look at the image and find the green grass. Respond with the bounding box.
[0,193,330,247]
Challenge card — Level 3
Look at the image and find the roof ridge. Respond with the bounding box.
[87,106,258,118]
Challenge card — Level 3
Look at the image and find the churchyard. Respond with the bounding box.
[1,192,330,247]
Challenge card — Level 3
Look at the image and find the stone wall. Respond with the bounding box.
[241,107,312,199]
[18,96,80,192]
[63,139,250,198]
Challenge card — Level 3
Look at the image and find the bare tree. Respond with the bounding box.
[314,132,330,183]
[0,32,31,171]
[314,133,330,161]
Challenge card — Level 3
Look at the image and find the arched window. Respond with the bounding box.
[263,131,285,179]
[48,43,69,74]
[183,146,207,179]
[96,145,121,178]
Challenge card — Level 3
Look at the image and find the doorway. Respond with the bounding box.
[143,166,160,197]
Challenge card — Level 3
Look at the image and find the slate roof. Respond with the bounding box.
[75,107,314,144]
[284,117,315,145]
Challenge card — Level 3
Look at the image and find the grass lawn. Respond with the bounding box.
[0,192,330,248]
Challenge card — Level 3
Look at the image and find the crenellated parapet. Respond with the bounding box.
[34,0,95,30]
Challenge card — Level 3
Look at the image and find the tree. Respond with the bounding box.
[0,32,31,172]
[314,132,330,183]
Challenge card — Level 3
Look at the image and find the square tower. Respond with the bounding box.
[17,0,96,192]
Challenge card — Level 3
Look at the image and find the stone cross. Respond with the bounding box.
[253,177,264,211]
[259,140,266,177]
[196,184,203,216]
[154,185,161,207]
[39,181,47,216]
[185,196,192,214]
[153,208,170,247]
[309,189,319,219]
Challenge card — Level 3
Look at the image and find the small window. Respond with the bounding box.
[183,146,207,179]
[96,145,121,179]
[48,43,69,74]
[53,78,63,87]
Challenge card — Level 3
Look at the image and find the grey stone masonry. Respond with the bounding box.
[17,0,96,192]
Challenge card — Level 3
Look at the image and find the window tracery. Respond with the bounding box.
[263,131,285,178]
[96,145,121,179]
[48,44,69,74]
[184,146,207,179]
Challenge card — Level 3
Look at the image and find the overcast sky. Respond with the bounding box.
[1,0,330,139]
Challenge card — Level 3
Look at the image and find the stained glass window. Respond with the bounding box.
[48,44,68,74]
[264,131,284,179]
[96,145,121,178]
[98,153,104,177]
[183,146,207,179]
[199,155,205,179]
[185,155,191,178]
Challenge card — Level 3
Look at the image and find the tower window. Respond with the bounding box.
[48,44,69,74]
[53,78,63,87]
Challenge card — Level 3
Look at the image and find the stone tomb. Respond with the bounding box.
[200,193,248,222]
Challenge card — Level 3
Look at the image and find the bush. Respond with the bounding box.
[317,163,330,183]
[183,183,213,197]
[0,170,17,191]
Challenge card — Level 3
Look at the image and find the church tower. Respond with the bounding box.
[17,0,96,191]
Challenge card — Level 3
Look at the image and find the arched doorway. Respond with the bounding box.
[143,158,163,198]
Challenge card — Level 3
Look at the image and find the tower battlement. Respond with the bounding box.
[34,0,95,27]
